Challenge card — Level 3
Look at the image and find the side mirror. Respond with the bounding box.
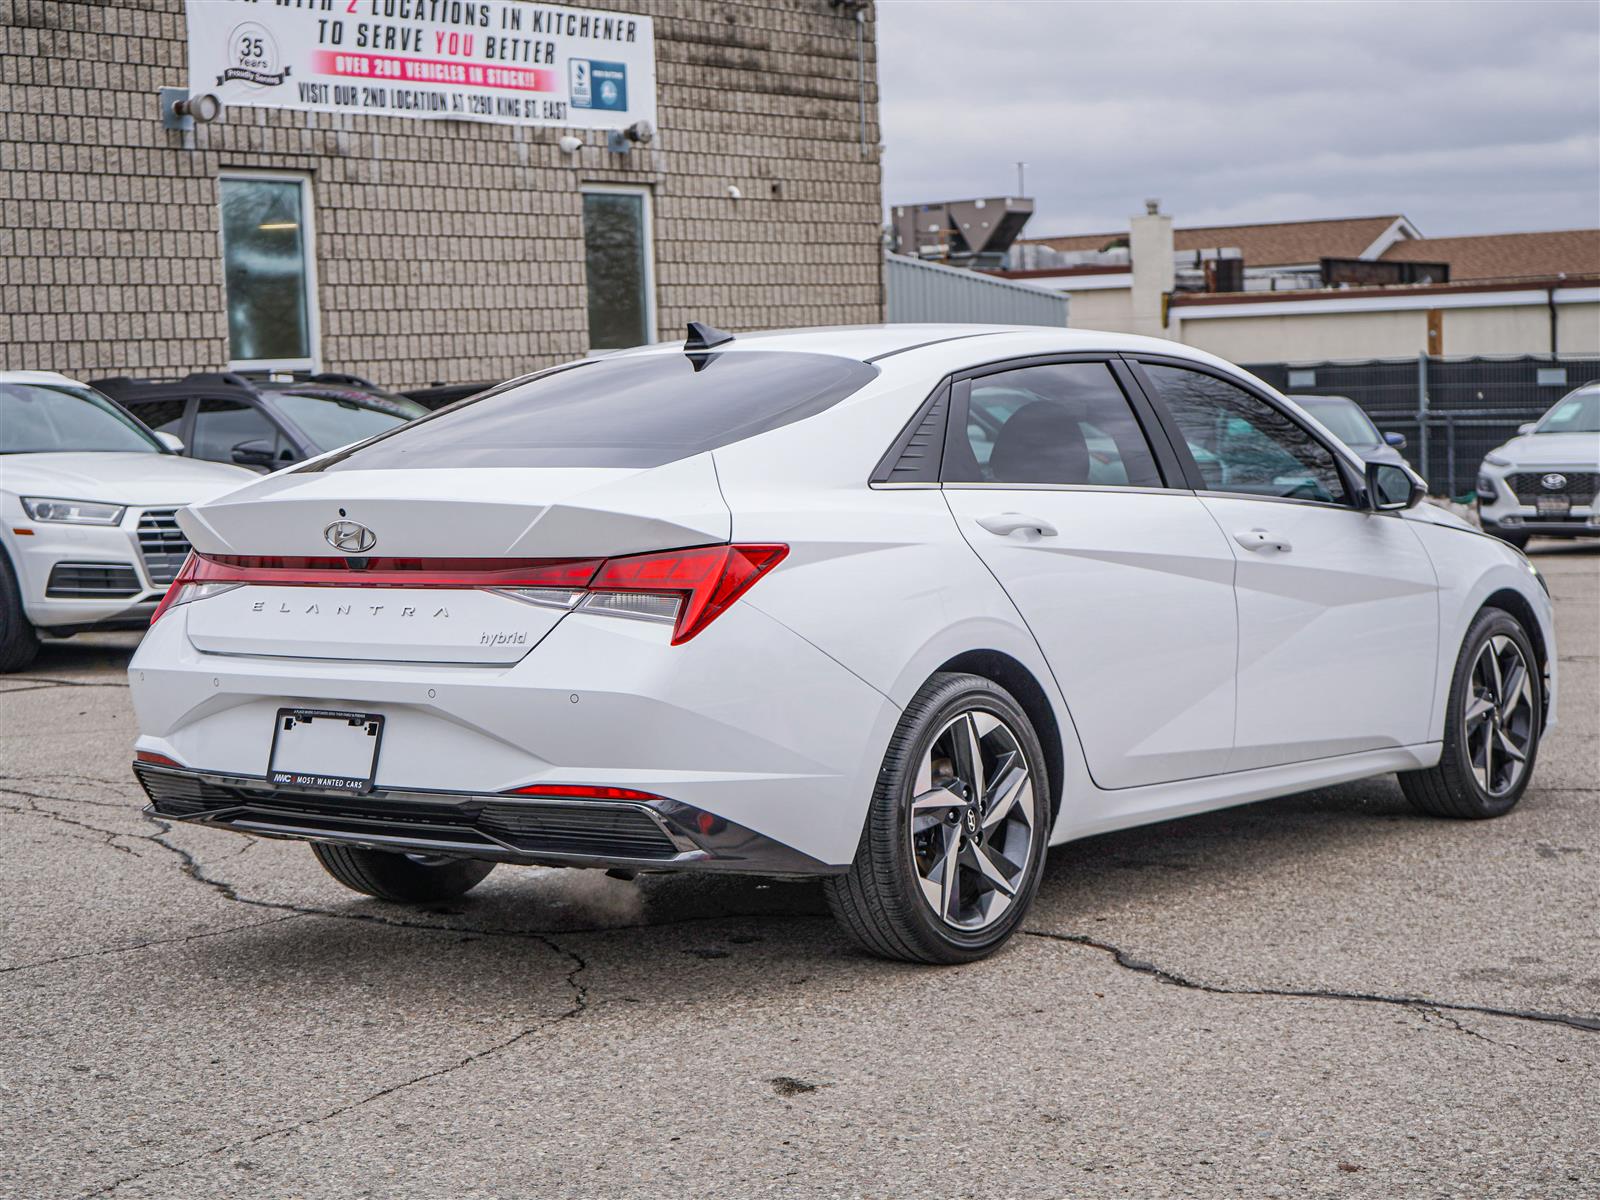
[1517,422,1536,436]
[1382,431,1407,449]
[155,431,185,453]
[1367,460,1425,511]
[230,438,278,469]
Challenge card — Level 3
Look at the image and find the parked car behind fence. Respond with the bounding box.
[1245,354,1600,498]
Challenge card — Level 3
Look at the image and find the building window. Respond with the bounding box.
[581,184,655,351]
[219,173,318,370]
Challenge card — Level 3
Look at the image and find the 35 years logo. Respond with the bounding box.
[217,21,291,88]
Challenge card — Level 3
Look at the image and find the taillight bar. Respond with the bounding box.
[177,554,603,588]
[150,544,788,644]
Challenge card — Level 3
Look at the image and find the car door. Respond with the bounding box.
[1132,358,1439,771]
[940,356,1239,789]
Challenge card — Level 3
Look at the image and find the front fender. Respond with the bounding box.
[1419,528,1558,740]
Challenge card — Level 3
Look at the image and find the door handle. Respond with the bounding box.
[977,512,1058,538]
[1234,528,1292,553]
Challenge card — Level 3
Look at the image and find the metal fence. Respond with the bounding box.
[884,252,1069,327]
[1241,354,1600,498]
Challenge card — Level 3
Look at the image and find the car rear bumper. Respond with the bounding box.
[128,598,902,868]
[134,760,838,875]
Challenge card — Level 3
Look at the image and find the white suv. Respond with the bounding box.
[1477,383,1600,549]
[0,372,253,670]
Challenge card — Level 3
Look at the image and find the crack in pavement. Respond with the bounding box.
[0,675,129,689]
[1417,1007,1537,1057]
[0,777,143,811]
[0,796,137,856]
[1024,929,1600,1034]
[76,905,592,1199]
[1,912,310,977]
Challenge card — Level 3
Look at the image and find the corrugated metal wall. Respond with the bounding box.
[884,253,1069,327]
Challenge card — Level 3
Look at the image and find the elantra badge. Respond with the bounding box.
[324,520,377,553]
[1541,473,1568,491]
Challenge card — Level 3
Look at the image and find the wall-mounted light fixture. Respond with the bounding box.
[160,87,223,131]
[605,119,655,154]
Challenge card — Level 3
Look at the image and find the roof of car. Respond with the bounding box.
[0,370,92,387]
[614,324,1210,364]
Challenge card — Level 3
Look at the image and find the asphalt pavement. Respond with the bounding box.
[2,541,1597,1199]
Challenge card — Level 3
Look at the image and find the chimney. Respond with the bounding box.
[1129,200,1175,339]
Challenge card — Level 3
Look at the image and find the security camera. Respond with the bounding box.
[558,135,583,154]
[624,119,654,145]
[727,185,743,200]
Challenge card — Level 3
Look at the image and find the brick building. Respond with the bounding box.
[1,0,884,388]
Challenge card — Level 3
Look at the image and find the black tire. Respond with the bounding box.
[1400,607,1543,819]
[0,549,40,674]
[311,843,495,902]
[825,672,1052,964]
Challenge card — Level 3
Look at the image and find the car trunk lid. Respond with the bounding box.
[173,455,730,663]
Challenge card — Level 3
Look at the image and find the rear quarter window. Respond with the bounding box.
[303,351,880,471]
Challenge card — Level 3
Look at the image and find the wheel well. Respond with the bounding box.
[1481,587,1551,721]
[935,650,1065,821]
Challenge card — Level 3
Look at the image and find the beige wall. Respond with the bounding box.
[1062,287,1136,333]
[1173,301,1600,363]
[1558,303,1600,353]
[1058,276,1598,362]
[1174,309,1431,362]
[1441,303,1600,356]
[1,1,884,388]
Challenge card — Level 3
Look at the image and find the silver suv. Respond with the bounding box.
[1477,383,1600,548]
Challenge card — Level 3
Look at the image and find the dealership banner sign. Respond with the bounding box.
[186,0,656,130]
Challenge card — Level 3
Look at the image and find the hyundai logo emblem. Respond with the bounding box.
[1541,473,1568,492]
[323,520,377,553]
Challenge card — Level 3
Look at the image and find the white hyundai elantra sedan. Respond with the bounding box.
[129,325,1556,962]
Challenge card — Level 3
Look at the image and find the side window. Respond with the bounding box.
[125,399,187,441]
[1143,364,1349,505]
[949,362,1163,487]
[191,399,290,467]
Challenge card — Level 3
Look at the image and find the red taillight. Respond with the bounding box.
[589,544,788,644]
[171,555,602,589]
[507,783,666,802]
[151,544,786,643]
[135,750,184,769]
[148,552,197,625]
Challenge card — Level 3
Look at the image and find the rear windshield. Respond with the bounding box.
[302,351,879,471]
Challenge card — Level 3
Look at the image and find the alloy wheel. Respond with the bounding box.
[1463,634,1536,797]
[908,709,1037,931]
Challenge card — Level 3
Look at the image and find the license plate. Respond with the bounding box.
[268,708,384,793]
[1536,495,1571,517]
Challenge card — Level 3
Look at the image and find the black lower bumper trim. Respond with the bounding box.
[133,763,837,876]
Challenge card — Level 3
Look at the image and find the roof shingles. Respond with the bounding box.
[1380,230,1600,281]
[1021,215,1406,266]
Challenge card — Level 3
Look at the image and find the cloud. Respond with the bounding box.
[875,0,1600,237]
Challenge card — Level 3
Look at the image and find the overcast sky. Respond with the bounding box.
[875,0,1600,239]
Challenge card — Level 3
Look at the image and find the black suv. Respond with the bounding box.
[93,372,427,472]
